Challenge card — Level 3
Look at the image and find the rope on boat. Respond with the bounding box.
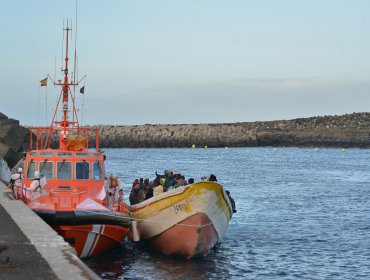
[132,217,215,228]
[131,199,234,228]
[78,196,233,229]
[134,188,235,227]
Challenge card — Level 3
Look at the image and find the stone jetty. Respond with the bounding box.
[92,112,370,148]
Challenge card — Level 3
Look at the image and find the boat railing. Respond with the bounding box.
[29,126,100,152]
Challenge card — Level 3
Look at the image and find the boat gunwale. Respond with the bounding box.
[34,209,132,226]
[130,181,233,217]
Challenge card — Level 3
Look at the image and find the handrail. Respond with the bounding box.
[29,126,100,152]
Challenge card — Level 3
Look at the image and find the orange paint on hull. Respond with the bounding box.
[55,224,128,258]
[148,213,218,259]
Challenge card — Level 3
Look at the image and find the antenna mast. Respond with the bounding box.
[73,0,79,122]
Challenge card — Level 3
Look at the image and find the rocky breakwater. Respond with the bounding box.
[92,124,257,148]
[254,113,370,148]
[0,112,32,168]
[92,112,370,148]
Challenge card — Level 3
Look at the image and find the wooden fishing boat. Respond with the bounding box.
[129,181,234,259]
[15,24,131,258]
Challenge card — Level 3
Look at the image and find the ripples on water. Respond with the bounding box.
[84,148,370,279]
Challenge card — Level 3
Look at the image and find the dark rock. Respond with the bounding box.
[0,113,32,168]
[0,113,8,120]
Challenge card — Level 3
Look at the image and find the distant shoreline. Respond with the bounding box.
[88,112,370,149]
[2,111,370,169]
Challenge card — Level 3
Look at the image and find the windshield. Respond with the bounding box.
[57,161,72,180]
[93,161,102,180]
[39,161,53,179]
[26,161,36,179]
[76,161,90,180]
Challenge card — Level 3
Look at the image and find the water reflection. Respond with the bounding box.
[85,148,370,279]
[85,240,234,280]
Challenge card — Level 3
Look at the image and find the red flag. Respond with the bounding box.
[40,77,48,87]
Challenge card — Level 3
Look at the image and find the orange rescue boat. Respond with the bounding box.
[15,24,131,258]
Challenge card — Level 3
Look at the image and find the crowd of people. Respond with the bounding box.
[128,170,219,205]
[125,171,236,213]
[129,170,190,205]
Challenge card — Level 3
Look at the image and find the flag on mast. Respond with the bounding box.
[40,77,48,87]
[80,86,85,94]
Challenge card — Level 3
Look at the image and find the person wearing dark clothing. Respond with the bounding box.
[144,177,153,199]
[226,190,236,213]
[163,171,177,192]
[209,174,217,182]
[175,174,186,187]
[129,179,140,205]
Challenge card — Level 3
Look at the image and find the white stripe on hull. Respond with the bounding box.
[89,225,105,256]
[80,225,101,258]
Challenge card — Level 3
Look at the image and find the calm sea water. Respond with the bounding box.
[84,147,370,280]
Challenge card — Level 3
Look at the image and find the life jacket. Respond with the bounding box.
[34,178,42,191]
[10,173,23,185]
[109,186,117,197]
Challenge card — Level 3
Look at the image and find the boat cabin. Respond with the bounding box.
[23,149,106,209]
[21,120,107,209]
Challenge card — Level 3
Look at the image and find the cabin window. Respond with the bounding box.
[76,161,90,180]
[93,162,102,180]
[93,153,100,158]
[29,152,38,156]
[57,161,72,180]
[57,152,72,157]
[40,152,54,157]
[39,161,53,179]
[76,152,90,157]
[26,161,36,179]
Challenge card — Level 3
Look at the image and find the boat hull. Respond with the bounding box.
[33,209,131,258]
[130,182,233,259]
[149,213,218,259]
[54,224,128,258]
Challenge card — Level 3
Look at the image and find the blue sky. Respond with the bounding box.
[1,0,370,125]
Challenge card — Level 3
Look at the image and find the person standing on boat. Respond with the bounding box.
[144,177,153,199]
[28,171,47,201]
[129,179,140,205]
[105,173,122,210]
[118,188,124,204]
[174,174,186,188]
[153,178,164,196]
[138,178,146,203]
[226,190,237,213]
[163,171,177,192]
[9,168,23,199]
[201,174,217,182]
[208,174,217,182]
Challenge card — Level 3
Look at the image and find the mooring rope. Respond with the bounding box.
[78,195,233,229]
